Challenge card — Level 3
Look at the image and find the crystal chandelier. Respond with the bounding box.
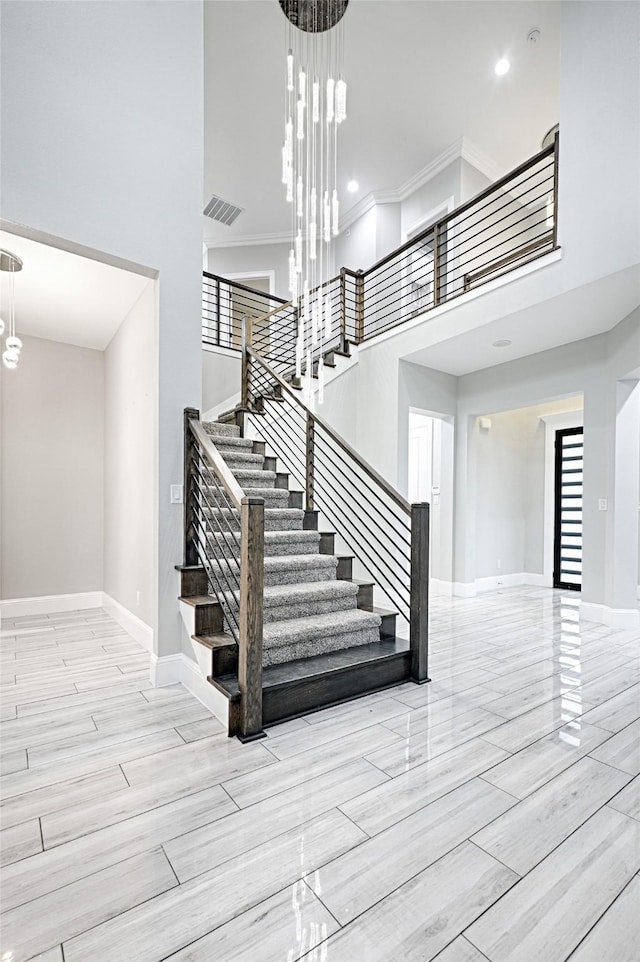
[0,249,24,370]
[279,0,349,406]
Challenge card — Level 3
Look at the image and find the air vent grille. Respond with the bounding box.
[203,194,244,226]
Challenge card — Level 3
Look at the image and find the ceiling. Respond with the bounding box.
[203,0,560,244]
[403,265,640,376]
[0,232,151,351]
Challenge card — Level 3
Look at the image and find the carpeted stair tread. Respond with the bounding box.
[209,529,320,558]
[203,422,241,438]
[261,610,382,665]
[262,580,357,606]
[219,579,359,625]
[220,451,265,468]
[264,608,381,648]
[231,468,277,488]
[203,507,304,531]
[208,553,337,586]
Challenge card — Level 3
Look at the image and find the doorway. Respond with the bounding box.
[553,427,584,590]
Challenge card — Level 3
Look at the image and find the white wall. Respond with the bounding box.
[104,283,154,627]
[334,206,378,274]
[1,335,104,600]
[559,1,640,288]
[207,243,290,301]
[1,0,204,658]
[202,348,241,418]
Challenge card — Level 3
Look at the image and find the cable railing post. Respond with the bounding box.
[433,223,441,307]
[216,276,221,346]
[237,495,265,741]
[355,270,365,342]
[552,131,560,249]
[410,502,430,684]
[241,314,252,409]
[306,413,315,510]
[183,408,200,567]
[340,267,347,351]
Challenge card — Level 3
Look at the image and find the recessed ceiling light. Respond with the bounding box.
[494,58,510,77]
[347,179,359,193]
[492,338,512,348]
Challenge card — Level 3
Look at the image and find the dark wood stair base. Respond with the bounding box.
[213,636,412,735]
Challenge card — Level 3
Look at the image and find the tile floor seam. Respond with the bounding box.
[561,869,640,962]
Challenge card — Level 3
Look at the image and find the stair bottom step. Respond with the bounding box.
[215,636,412,732]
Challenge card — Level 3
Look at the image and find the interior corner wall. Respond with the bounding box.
[0,335,104,600]
[1,0,204,658]
[400,159,462,238]
[104,283,154,627]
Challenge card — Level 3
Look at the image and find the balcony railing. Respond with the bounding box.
[203,135,559,363]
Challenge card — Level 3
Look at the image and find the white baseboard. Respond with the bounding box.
[452,582,477,598]
[580,602,640,629]
[102,593,153,652]
[475,572,548,594]
[0,591,104,619]
[431,579,454,597]
[181,655,229,728]
[150,651,229,729]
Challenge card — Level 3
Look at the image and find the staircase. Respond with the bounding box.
[179,409,422,739]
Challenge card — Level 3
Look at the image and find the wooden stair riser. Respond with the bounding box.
[178,566,208,598]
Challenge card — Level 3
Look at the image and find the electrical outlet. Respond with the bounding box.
[496,559,501,570]
[598,499,608,511]
[136,591,141,607]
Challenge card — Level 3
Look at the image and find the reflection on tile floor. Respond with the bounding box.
[0,587,639,962]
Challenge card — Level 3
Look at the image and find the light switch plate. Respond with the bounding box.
[171,484,183,504]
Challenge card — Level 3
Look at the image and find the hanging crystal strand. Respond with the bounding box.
[309,205,317,261]
[288,248,296,295]
[318,355,324,404]
[323,191,331,243]
[335,79,347,123]
[312,79,320,123]
[326,77,335,124]
[324,294,332,338]
[287,48,294,92]
[295,331,302,378]
[295,229,303,273]
[296,175,303,218]
[303,282,310,331]
[332,188,339,236]
[311,296,318,345]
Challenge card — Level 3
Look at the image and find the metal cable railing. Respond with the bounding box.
[360,139,557,339]
[202,273,288,352]
[184,412,266,739]
[244,347,430,676]
[203,136,558,360]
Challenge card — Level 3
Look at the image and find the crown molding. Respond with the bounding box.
[204,230,291,250]
[205,137,503,247]
[460,138,504,183]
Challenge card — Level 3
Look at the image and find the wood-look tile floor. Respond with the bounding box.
[1,588,639,962]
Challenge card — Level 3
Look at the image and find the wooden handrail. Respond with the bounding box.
[247,346,411,516]
[362,140,556,281]
[203,271,288,304]
[189,419,245,512]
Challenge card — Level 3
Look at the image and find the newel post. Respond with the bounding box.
[183,407,200,567]
[552,130,560,249]
[409,502,430,683]
[237,496,266,741]
[355,270,365,342]
[339,267,347,350]
[306,413,315,510]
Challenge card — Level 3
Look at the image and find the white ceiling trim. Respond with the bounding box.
[206,136,502,249]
